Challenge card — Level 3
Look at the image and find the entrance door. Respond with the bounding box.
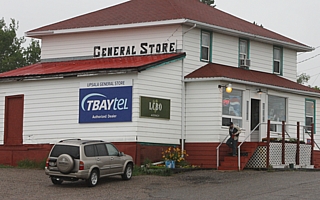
[4,95,24,145]
[251,99,260,142]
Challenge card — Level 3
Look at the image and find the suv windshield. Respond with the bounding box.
[50,145,80,159]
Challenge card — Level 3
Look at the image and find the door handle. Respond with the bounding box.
[110,157,114,160]
[96,158,100,161]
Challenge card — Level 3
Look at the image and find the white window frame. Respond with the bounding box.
[239,39,248,60]
[201,31,210,62]
[273,47,282,74]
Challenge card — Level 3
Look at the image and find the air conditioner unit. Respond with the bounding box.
[240,59,251,67]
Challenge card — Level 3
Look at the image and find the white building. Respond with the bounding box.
[0,0,319,168]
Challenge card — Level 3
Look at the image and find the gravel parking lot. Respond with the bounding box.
[0,168,320,200]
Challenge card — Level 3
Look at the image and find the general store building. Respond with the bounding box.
[0,0,319,169]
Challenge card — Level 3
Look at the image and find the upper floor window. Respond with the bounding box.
[201,31,211,62]
[273,46,283,75]
[239,39,250,68]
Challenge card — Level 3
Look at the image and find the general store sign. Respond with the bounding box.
[93,42,176,58]
[140,96,170,119]
[79,80,132,123]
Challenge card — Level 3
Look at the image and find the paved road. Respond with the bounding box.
[0,168,319,200]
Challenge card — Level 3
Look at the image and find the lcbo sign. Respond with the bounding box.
[79,80,132,123]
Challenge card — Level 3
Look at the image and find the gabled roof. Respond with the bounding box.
[0,53,185,81]
[185,63,320,95]
[26,0,309,50]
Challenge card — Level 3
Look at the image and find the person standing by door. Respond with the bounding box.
[226,122,241,156]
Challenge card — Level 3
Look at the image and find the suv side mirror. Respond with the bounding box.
[119,152,124,157]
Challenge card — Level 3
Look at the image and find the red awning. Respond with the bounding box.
[0,53,185,80]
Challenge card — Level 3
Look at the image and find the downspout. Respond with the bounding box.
[181,24,197,155]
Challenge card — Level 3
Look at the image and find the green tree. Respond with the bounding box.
[0,18,41,73]
[200,0,215,7]
[297,73,310,85]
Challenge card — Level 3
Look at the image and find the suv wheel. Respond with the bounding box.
[121,163,133,180]
[57,154,74,174]
[51,177,63,185]
[86,169,99,187]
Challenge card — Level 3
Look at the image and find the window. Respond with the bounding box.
[268,95,286,132]
[273,46,283,75]
[201,31,211,62]
[222,89,243,127]
[84,145,96,157]
[106,143,119,156]
[96,144,108,156]
[50,145,80,159]
[239,39,250,68]
[306,99,316,132]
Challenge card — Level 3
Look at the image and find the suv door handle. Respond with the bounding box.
[110,157,114,160]
[96,158,100,161]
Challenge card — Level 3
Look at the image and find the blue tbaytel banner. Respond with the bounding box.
[79,80,132,123]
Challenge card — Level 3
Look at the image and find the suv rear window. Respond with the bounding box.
[50,145,80,159]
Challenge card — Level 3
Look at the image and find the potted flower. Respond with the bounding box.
[162,147,188,168]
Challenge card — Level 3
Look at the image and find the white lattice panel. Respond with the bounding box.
[246,146,267,168]
[299,144,311,165]
[245,143,312,168]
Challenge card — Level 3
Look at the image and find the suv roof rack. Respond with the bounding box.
[81,140,104,144]
[59,138,81,143]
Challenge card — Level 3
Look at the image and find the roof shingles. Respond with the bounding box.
[185,63,320,94]
[28,0,306,47]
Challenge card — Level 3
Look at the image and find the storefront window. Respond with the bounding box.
[268,95,286,132]
[222,89,242,127]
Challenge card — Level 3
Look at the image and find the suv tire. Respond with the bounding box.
[86,169,99,187]
[121,163,133,180]
[51,177,63,185]
[57,154,74,174]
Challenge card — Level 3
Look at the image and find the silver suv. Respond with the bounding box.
[45,139,134,187]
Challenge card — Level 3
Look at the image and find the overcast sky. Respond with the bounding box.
[1,0,319,86]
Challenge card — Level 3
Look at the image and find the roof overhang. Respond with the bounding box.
[184,20,313,52]
[184,77,320,98]
[25,19,187,38]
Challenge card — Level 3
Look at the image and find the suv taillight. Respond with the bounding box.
[45,158,49,168]
[79,161,84,170]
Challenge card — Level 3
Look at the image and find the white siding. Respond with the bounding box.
[135,60,183,144]
[250,41,273,73]
[41,25,183,60]
[283,48,297,82]
[182,26,206,76]
[212,32,238,67]
[185,81,222,142]
[0,74,138,144]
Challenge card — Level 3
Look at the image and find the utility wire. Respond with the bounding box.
[297,65,320,73]
[297,53,320,64]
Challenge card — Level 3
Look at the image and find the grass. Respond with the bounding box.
[17,159,46,169]
[0,164,13,168]
[132,165,172,176]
